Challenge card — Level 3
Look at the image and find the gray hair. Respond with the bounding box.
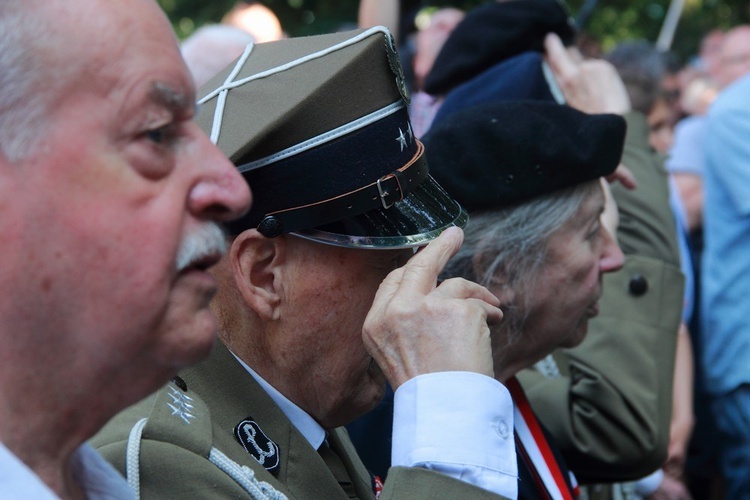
[605,41,665,116]
[442,180,601,342]
[0,3,57,162]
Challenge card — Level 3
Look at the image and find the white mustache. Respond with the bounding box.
[175,223,228,273]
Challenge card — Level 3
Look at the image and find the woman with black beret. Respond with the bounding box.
[425,100,627,499]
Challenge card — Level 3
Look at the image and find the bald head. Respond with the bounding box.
[0,0,183,161]
[182,24,256,87]
[718,25,750,88]
[223,2,283,43]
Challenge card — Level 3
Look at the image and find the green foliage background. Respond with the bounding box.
[159,0,750,62]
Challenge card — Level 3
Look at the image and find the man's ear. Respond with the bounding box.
[229,230,286,321]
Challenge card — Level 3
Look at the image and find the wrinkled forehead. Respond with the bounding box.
[48,0,190,98]
[41,0,180,67]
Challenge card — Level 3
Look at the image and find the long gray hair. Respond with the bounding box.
[441,180,601,343]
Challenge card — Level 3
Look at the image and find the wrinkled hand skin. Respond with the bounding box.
[544,32,631,116]
[362,226,504,390]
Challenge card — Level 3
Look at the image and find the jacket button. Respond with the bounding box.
[629,274,648,296]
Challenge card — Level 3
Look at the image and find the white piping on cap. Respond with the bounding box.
[209,43,255,145]
[237,100,404,173]
[200,26,394,146]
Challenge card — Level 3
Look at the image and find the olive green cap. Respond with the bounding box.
[196,27,467,249]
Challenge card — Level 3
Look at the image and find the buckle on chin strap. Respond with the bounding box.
[257,140,427,237]
[377,175,402,210]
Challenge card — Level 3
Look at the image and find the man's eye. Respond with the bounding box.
[145,125,174,145]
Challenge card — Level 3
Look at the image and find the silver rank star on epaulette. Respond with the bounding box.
[167,384,196,424]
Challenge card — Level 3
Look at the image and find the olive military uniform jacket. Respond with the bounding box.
[91,342,506,499]
[518,112,685,483]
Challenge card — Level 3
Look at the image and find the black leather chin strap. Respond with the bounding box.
[256,140,429,238]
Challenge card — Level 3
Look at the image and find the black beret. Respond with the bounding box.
[432,51,559,128]
[422,101,626,211]
[423,0,576,96]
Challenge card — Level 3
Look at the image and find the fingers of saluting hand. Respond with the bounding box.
[366,226,464,320]
[399,225,464,295]
[363,227,501,387]
[434,278,503,325]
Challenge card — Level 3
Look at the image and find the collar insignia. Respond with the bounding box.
[234,416,281,475]
[166,385,195,425]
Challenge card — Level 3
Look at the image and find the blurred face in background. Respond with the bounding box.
[717,26,750,89]
[413,8,465,90]
[648,97,675,154]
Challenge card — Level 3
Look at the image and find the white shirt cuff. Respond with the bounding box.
[392,371,518,499]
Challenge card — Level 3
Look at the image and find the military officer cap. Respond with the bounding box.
[197,27,467,249]
[423,101,626,211]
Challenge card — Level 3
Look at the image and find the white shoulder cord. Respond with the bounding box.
[208,447,287,500]
[125,418,287,500]
[126,417,148,498]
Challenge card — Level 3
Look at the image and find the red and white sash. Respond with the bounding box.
[507,377,578,500]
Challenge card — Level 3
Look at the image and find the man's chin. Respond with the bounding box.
[561,322,589,349]
[157,311,219,370]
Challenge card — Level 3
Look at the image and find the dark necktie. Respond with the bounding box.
[319,440,358,498]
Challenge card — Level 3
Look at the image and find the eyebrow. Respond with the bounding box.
[149,81,194,116]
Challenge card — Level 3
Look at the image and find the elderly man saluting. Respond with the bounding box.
[93,28,517,499]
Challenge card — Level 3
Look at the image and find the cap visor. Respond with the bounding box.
[291,176,468,249]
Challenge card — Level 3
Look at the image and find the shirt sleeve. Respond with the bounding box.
[391,371,518,499]
[0,442,59,499]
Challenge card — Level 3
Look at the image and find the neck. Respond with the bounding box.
[492,329,551,383]
[0,351,168,499]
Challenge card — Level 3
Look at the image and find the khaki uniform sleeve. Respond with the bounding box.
[381,467,509,500]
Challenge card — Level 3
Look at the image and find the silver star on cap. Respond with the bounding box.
[167,386,196,425]
[407,123,414,143]
[396,128,407,152]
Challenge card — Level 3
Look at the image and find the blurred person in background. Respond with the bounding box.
[181,24,256,87]
[223,1,284,43]
[700,23,750,500]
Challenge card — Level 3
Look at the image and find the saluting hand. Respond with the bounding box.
[362,226,503,390]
